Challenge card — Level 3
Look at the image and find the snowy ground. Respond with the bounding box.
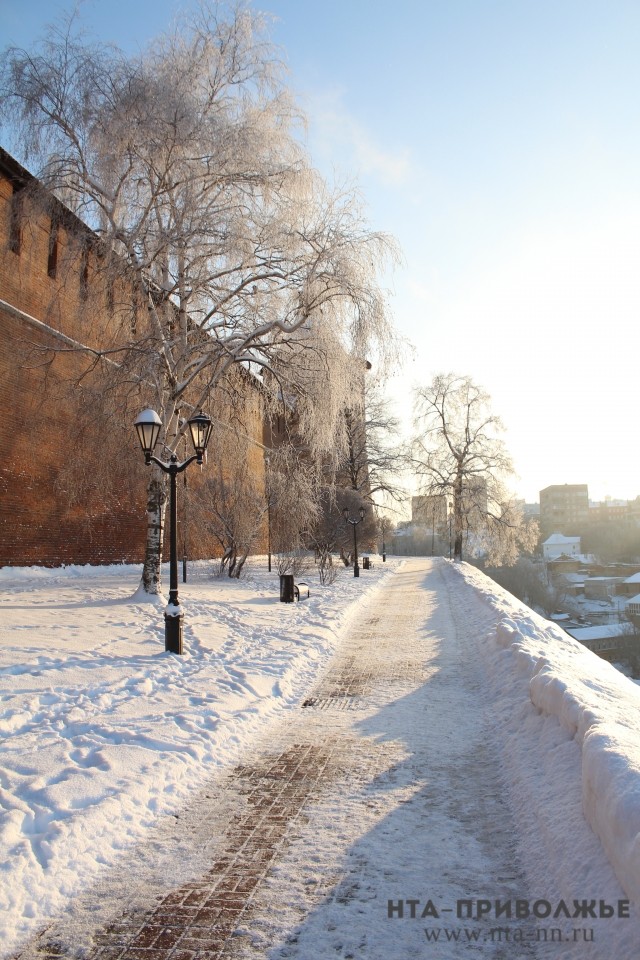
[0,556,398,957]
[2,557,640,959]
[218,559,640,959]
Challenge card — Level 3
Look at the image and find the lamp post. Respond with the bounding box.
[380,516,387,562]
[182,469,188,583]
[448,500,453,560]
[134,408,213,655]
[343,505,366,577]
[265,454,272,573]
[431,500,436,556]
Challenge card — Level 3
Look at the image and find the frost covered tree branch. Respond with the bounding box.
[1,1,400,592]
[412,373,537,564]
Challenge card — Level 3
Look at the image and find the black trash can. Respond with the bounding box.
[362,556,370,570]
[280,574,295,603]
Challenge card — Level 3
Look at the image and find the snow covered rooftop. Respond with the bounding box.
[565,623,631,642]
[543,533,581,544]
[586,575,624,582]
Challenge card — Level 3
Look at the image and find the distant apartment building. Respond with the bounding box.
[412,478,488,529]
[411,494,448,527]
[589,499,630,523]
[539,484,589,538]
[465,477,489,518]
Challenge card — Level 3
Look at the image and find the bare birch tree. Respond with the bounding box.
[1,3,399,592]
[342,380,408,508]
[412,373,536,564]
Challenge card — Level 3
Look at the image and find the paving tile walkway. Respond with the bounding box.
[14,559,536,960]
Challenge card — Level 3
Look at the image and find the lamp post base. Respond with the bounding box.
[353,564,360,578]
[165,613,184,655]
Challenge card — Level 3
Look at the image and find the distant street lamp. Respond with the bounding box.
[380,515,388,562]
[134,408,213,655]
[448,499,453,560]
[431,500,436,556]
[343,505,366,578]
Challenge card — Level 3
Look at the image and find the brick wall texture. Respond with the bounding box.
[0,151,266,567]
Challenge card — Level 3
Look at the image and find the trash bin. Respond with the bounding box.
[280,574,295,603]
[362,556,370,570]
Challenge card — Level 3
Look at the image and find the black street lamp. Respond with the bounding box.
[431,500,436,556]
[343,505,366,577]
[380,515,388,562]
[134,408,213,654]
[265,454,272,573]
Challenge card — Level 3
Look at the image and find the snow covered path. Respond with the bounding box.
[8,558,639,959]
[222,556,539,959]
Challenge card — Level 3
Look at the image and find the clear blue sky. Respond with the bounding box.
[3,0,640,503]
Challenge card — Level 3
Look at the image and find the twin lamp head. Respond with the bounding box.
[134,408,213,464]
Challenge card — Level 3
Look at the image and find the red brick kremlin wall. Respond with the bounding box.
[0,151,149,565]
[0,149,266,567]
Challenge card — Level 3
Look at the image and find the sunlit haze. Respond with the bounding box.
[3,0,639,504]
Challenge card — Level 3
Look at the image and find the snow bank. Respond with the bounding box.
[456,562,640,901]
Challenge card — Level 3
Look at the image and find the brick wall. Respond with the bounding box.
[0,150,267,568]
[0,302,150,565]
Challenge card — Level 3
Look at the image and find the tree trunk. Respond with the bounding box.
[454,530,464,562]
[141,467,167,594]
[230,552,248,578]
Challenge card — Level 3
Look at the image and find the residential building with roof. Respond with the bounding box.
[565,622,634,661]
[411,494,448,527]
[542,533,581,561]
[620,572,640,597]
[626,594,640,620]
